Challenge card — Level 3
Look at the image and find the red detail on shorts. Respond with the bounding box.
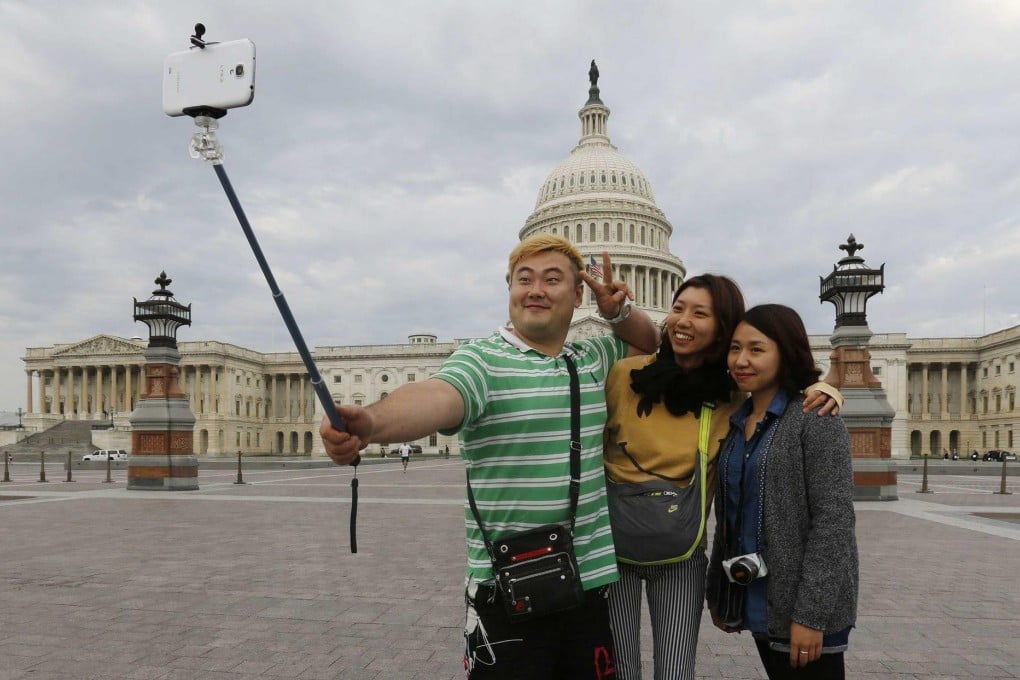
[595,646,616,679]
[513,599,528,612]
[510,546,553,562]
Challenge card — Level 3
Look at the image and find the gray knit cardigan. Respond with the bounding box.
[706,395,859,638]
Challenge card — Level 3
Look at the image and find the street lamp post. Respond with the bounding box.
[819,234,898,501]
[127,272,198,491]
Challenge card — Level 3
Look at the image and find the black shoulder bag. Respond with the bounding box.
[466,355,586,621]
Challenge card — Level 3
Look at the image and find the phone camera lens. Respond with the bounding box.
[234,64,244,77]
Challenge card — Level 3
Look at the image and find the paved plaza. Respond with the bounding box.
[1,456,1018,679]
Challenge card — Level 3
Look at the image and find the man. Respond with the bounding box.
[321,234,657,679]
[398,442,411,472]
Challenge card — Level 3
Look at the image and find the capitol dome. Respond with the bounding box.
[534,140,658,210]
[520,61,686,333]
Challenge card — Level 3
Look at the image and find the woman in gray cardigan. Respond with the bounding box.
[706,304,858,680]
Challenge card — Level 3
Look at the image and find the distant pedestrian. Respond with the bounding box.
[398,442,412,473]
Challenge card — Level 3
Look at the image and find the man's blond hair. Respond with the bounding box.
[507,234,584,284]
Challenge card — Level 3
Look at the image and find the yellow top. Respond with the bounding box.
[604,354,737,494]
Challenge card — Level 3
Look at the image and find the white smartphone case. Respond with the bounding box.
[163,38,256,116]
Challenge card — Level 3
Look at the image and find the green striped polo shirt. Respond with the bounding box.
[434,327,628,590]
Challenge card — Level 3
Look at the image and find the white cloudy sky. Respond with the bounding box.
[2,0,1020,413]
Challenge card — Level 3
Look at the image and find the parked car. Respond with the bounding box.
[387,444,424,456]
[982,450,1017,462]
[81,449,128,461]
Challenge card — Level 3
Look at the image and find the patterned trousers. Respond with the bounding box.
[607,551,707,680]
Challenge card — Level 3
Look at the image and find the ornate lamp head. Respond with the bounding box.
[133,271,192,348]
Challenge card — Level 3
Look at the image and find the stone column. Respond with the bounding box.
[823,325,898,501]
[300,375,308,420]
[110,366,118,417]
[96,367,104,415]
[941,364,949,417]
[128,346,198,490]
[286,375,293,420]
[921,363,929,418]
[78,367,86,417]
[26,370,33,415]
[40,370,48,414]
[54,368,62,415]
[267,374,275,419]
[963,364,971,417]
[220,367,229,415]
[126,366,134,412]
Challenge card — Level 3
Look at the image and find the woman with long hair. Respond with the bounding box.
[707,304,858,679]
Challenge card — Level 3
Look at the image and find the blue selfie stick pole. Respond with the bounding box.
[188,114,359,553]
[211,162,360,553]
[211,163,349,435]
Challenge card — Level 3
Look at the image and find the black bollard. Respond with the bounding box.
[234,450,245,485]
[994,457,1012,495]
[104,453,113,483]
[917,454,933,494]
[2,451,10,482]
[39,450,48,483]
[65,451,75,483]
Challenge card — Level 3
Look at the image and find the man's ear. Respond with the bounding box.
[574,282,584,308]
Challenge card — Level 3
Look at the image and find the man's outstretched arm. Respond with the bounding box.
[320,379,464,466]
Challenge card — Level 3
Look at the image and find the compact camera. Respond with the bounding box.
[722,552,768,585]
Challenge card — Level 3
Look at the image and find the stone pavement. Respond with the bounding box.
[1,457,1018,679]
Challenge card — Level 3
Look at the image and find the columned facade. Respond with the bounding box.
[22,334,462,457]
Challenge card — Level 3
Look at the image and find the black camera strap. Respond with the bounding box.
[466,353,582,556]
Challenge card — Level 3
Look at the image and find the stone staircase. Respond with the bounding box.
[3,420,100,458]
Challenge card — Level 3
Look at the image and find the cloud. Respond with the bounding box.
[3,1,1020,411]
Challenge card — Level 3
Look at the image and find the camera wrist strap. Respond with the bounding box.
[466,353,582,555]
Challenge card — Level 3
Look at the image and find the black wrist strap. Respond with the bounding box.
[467,354,582,555]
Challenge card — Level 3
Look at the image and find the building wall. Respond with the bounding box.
[22,325,1020,459]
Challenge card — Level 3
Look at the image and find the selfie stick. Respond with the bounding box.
[188,113,359,553]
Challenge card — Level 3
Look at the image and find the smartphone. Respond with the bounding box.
[163,38,256,117]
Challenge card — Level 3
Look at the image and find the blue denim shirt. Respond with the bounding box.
[724,389,789,633]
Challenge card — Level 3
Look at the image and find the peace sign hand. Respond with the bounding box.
[579,250,634,320]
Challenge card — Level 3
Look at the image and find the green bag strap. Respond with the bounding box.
[698,402,715,458]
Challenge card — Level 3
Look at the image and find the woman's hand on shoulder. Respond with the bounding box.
[803,383,842,416]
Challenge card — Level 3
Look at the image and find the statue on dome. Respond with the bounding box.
[589,60,599,87]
